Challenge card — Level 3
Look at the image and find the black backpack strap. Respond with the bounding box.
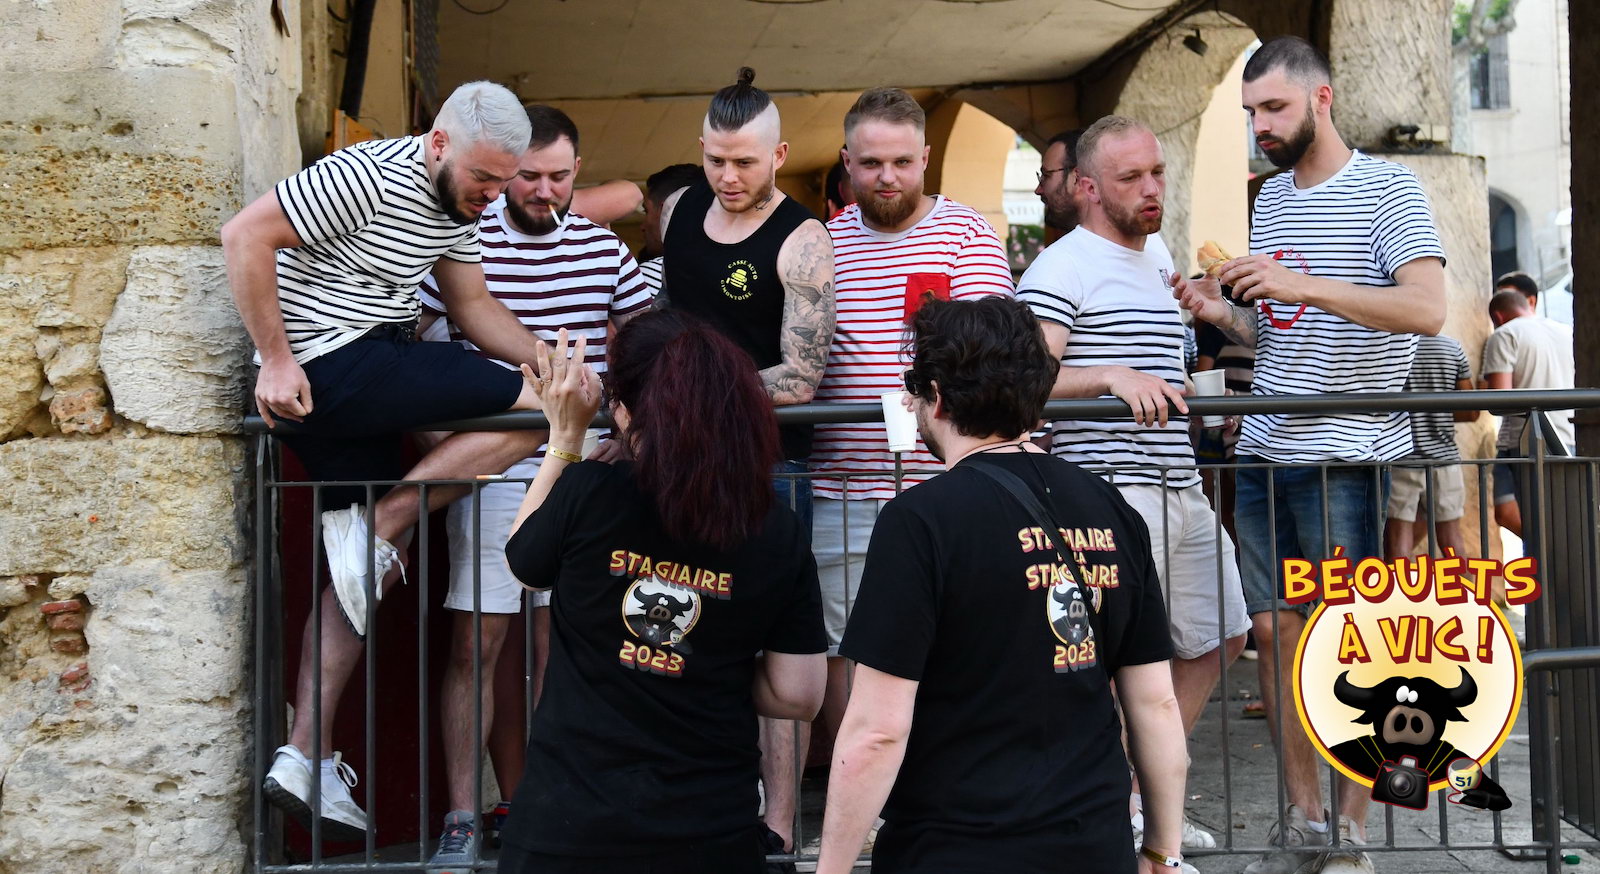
[965,459,1070,563]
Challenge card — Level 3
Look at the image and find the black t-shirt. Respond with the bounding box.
[662,180,818,461]
[839,452,1173,873]
[500,460,826,855]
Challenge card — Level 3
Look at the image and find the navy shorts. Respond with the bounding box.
[274,328,523,507]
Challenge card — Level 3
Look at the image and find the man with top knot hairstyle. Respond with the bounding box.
[657,66,835,867]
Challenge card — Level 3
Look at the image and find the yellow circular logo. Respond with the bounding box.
[1290,554,1531,796]
[721,259,757,301]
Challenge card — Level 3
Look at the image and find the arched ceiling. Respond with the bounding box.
[434,0,1189,180]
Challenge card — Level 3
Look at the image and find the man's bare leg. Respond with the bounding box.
[1495,500,1522,539]
[288,540,410,757]
[371,429,548,543]
[487,605,548,799]
[1171,635,1247,736]
[1384,516,1415,560]
[1253,610,1325,819]
[442,612,514,813]
[760,717,806,850]
[1337,774,1370,839]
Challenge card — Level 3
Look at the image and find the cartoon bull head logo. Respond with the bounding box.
[1327,667,1478,783]
[623,577,701,653]
[1048,581,1093,646]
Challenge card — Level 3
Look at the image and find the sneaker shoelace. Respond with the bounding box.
[1264,816,1308,850]
[329,752,359,789]
[438,821,475,855]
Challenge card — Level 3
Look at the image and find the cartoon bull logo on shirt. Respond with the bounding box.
[1327,667,1478,783]
[1046,578,1095,647]
[623,576,701,653]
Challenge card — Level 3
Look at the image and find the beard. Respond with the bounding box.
[855,175,923,228]
[433,160,479,226]
[914,402,943,461]
[505,194,567,235]
[1258,105,1318,170]
[1103,195,1162,239]
[720,171,777,215]
[1044,198,1079,232]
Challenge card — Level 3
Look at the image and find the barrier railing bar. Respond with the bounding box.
[240,390,1600,434]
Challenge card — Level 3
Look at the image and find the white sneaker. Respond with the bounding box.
[1308,816,1375,874]
[322,504,400,639]
[1244,804,1327,874]
[262,745,368,842]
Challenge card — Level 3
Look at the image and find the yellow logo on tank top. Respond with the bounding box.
[721,259,757,301]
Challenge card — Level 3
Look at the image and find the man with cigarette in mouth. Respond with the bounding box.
[415,103,655,868]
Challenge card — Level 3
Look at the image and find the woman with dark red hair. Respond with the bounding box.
[497,314,826,873]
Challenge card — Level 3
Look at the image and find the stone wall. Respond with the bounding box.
[0,1,303,870]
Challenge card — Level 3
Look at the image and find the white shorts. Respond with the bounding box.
[812,497,886,657]
[1386,463,1465,523]
[1116,483,1250,660]
[444,456,548,613]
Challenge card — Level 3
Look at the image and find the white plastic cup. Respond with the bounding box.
[581,428,602,459]
[1192,369,1227,428]
[881,391,919,452]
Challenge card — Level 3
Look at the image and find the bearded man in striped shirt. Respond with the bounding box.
[807,86,1013,773]
[224,80,554,843]
[1173,37,1446,874]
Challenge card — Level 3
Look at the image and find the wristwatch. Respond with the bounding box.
[1140,845,1183,868]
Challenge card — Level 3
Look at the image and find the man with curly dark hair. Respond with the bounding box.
[817,297,1190,874]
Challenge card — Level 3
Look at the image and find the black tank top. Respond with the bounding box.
[663,180,818,460]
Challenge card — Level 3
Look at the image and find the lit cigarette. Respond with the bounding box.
[475,474,506,480]
[547,203,558,222]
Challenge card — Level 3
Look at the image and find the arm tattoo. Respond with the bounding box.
[1219,305,1258,348]
[761,221,836,405]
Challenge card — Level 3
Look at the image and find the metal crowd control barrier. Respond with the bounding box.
[245,389,1600,872]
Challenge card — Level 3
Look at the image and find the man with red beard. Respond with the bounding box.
[807,86,1012,794]
[1019,116,1247,870]
[658,66,835,868]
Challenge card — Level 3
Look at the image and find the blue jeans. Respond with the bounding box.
[773,459,813,540]
[1234,457,1389,615]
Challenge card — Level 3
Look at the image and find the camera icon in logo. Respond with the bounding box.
[1371,755,1431,810]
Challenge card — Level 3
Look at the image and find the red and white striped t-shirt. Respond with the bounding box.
[811,197,1015,500]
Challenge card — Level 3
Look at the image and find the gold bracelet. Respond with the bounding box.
[546,446,582,464]
[1140,846,1182,868]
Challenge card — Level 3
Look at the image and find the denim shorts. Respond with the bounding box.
[772,459,814,537]
[1234,456,1390,615]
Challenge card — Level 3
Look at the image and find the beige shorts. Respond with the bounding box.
[1115,483,1250,660]
[812,497,886,656]
[444,456,548,613]
[1386,463,1465,523]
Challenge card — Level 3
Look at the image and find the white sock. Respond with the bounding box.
[1307,818,1329,834]
[319,757,338,774]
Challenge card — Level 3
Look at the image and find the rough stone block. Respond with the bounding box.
[0,70,243,249]
[0,561,248,873]
[0,247,131,439]
[101,246,251,435]
[49,385,113,435]
[0,0,121,73]
[0,434,247,576]
[47,575,91,601]
[0,576,41,608]
[118,1,243,74]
